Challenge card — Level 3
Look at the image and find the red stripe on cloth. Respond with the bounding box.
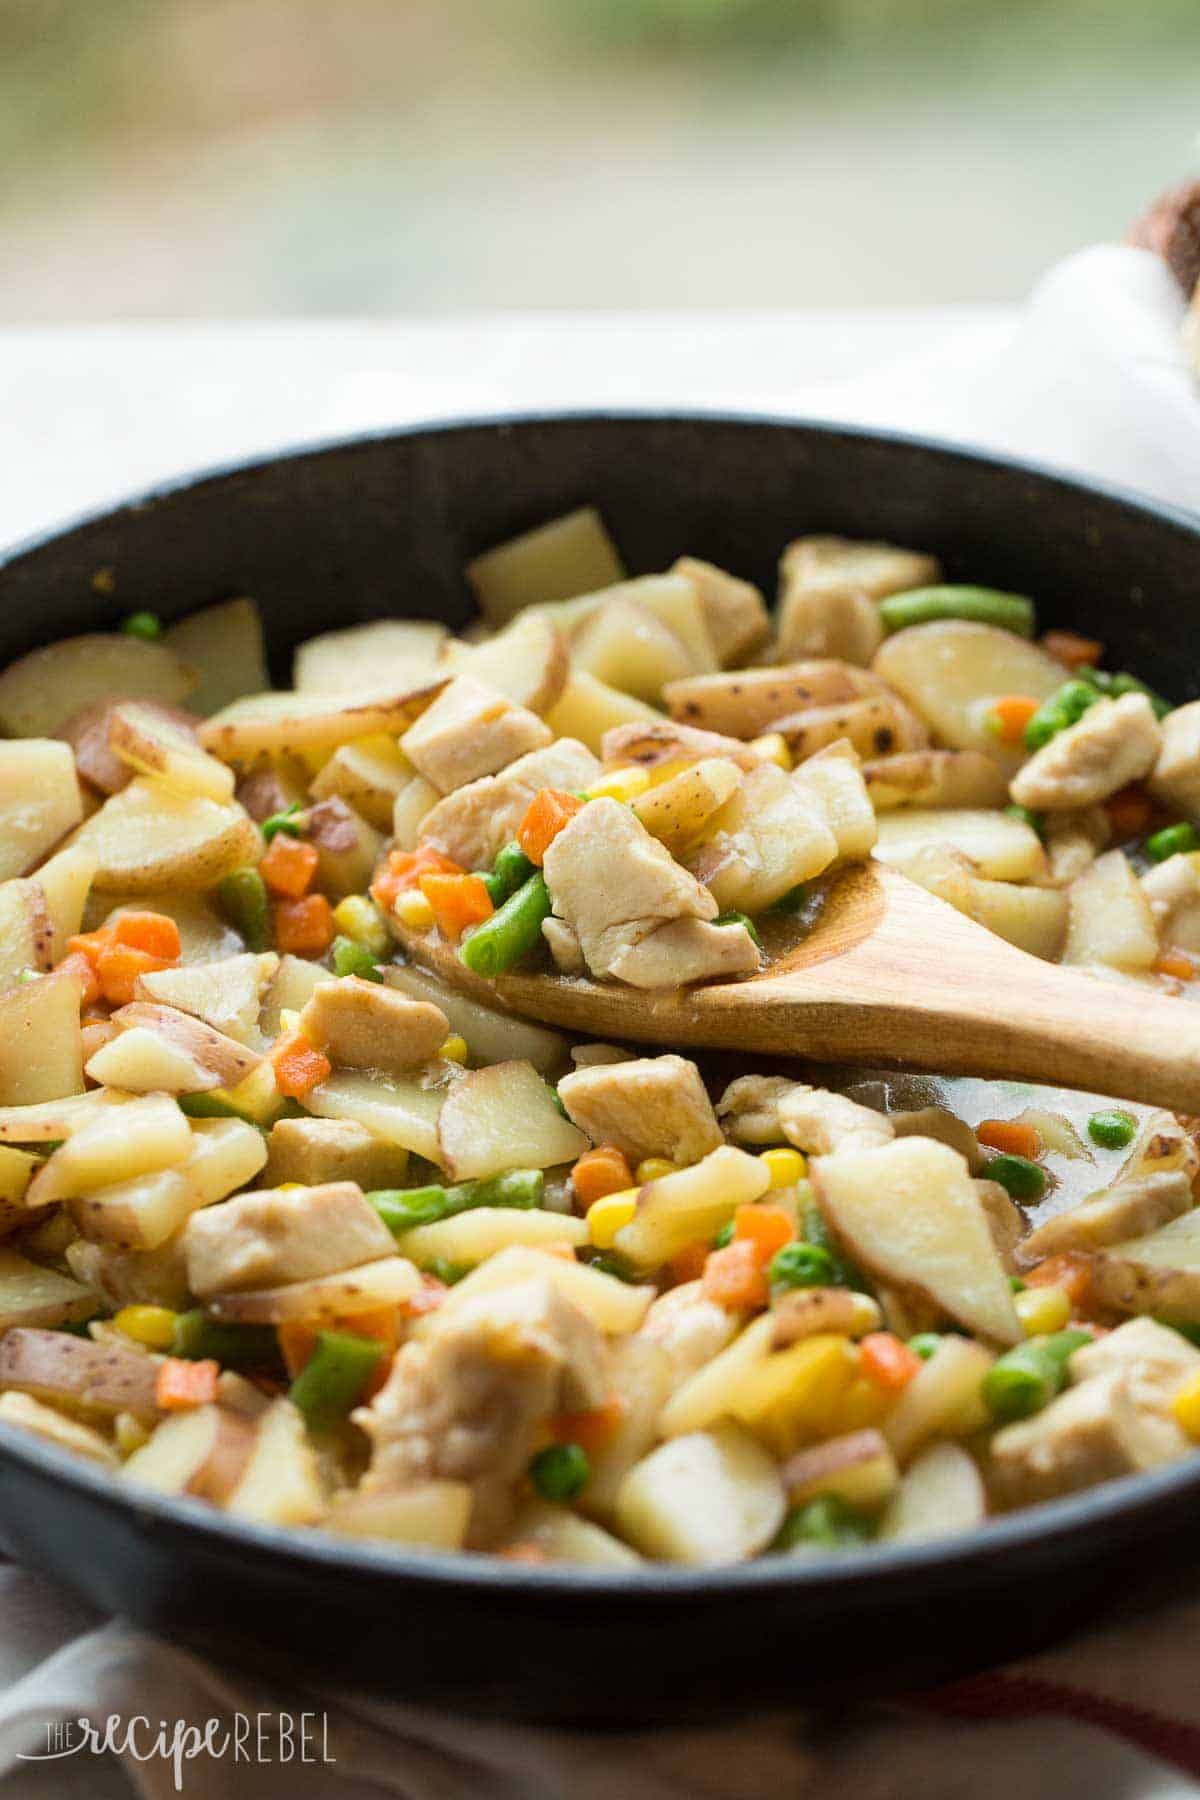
[916,1673,1200,1780]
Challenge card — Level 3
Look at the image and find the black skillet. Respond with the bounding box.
[0,414,1197,1722]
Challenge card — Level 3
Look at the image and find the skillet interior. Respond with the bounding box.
[0,412,1198,1721]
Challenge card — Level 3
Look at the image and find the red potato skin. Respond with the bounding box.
[0,1327,162,1420]
[781,1428,890,1499]
[57,699,203,796]
[185,1406,258,1502]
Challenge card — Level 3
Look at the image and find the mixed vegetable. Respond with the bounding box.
[0,513,1197,1566]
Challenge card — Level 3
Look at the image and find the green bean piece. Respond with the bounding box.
[1022,679,1101,751]
[1106,671,1173,719]
[1087,1108,1138,1150]
[1004,804,1044,836]
[712,1220,735,1249]
[459,872,552,977]
[774,1495,872,1553]
[491,840,537,900]
[121,610,162,640]
[481,872,507,907]
[331,935,383,982]
[1008,1274,1027,1293]
[767,882,809,915]
[261,804,305,842]
[425,1258,470,1286]
[171,1309,282,1372]
[529,1442,590,1501]
[580,1249,639,1283]
[367,1168,544,1235]
[984,1152,1047,1202]
[178,1092,262,1127]
[288,1329,384,1433]
[1157,1317,1200,1348]
[770,1241,838,1290]
[469,1168,543,1210]
[983,1329,1092,1423]
[878,586,1035,638]
[714,910,762,948]
[1145,823,1200,864]
[218,867,272,952]
[907,1332,943,1361]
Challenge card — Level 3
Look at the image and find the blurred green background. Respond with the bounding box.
[1,0,1197,316]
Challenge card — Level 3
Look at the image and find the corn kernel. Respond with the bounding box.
[1172,1370,1200,1440]
[584,766,652,803]
[1015,1284,1072,1336]
[587,1189,639,1249]
[114,1412,151,1457]
[275,1182,305,1191]
[113,1304,178,1351]
[440,1034,469,1065]
[749,732,792,771]
[394,888,435,930]
[332,894,390,959]
[760,1147,807,1189]
[635,1157,680,1184]
[846,1292,884,1337]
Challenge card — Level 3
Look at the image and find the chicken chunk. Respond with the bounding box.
[638,1279,741,1387]
[542,798,717,980]
[1042,806,1111,887]
[776,536,940,666]
[1141,854,1200,955]
[716,1074,796,1145]
[672,558,770,667]
[399,676,552,794]
[599,719,761,775]
[778,1086,895,1156]
[606,917,760,989]
[990,1368,1192,1508]
[1068,1316,1200,1391]
[297,978,449,1076]
[418,738,601,872]
[183,1181,395,1298]
[356,1277,608,1538]
[263,1117,412,1190]
[1019,1170,1193,1264]
[542,916,586,976]
[558,1054,722,1167]
[1010,693,1161,812]
[1149,700,1200,819]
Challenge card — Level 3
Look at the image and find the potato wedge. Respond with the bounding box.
[1063,849,1159,972]
[0,1327,160,1420]
[0,740,83,880]
[384,964,568,1077]
[27,1094,191,1207]
[775,693,929,765]
[391,772,442,852]
[614,1145,769,1271]
[136,952,277,1047]
[873,808,1045,883]
[70,780,261,893]
[0,1090,128,1143]
[397,1206,588,1269]
[0,1249,98,1332]
[440,611,569,716]
[873,621,1066,774]
[466,506,625,626]
[122,1403,256,1501]
[878,1441,987,1542]
[294,619,447,693]
[309,736,415,830]
[882,1333,996,1462]
[226,1398,325,1525]
[581,1337,673,1519]
[199,679,448,761]
[672,557,769,667]
[93,1003,260,1094]
[303,1070,448,1164]
[0,1391,118,1466]
[437,1061,587,1182]
[686,762,838,913]
[572,600,695,705]
[863,749,1009,812]
[615,1421,785,1565]
[792,746,878,862]
[1091,1207,1200,1324]
[631,758,743,854]
[500,1502,642,1568]
[782,1428,899,1511]
[71,1167,200,1251]
[207,1255,422,1324]
[0,633,193,737]
[664,661,880,740]
[327,1482,473,1549]
[544,671,661,756]
[107,702,235,802]
[418,1244,654,1338]
[35,845,98,961]
[0,968,84,1107]
[164,598,268,716]
[0,878,55,992]
[304,798,382,901]
[969,877,1068,960]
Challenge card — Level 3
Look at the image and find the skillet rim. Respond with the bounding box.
[0,405,1198,1605]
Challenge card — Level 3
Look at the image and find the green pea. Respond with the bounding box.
[331,935,383,982]
[1022,679,1100,751]
[984,1153,1047,1202]
[1087,1108,1137,1150]
[121,611,162,640]
[1008,1274,1027,1293]
[774,1495,872,1553]
[878,586,1035,638]
[907,1332,943,1361]
[529,1442,590,1502]
[983,1329,1091,1422]
[1145,823,1200,864]
[714,910,762,948]
[769,1241,838,1290]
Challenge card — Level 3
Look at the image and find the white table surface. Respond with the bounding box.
[0,311,1012,552]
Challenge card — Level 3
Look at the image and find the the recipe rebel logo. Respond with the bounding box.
[18,1709,335,1791]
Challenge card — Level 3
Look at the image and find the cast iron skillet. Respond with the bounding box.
[0,413,1198,1722]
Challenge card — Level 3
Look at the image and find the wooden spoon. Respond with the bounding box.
[390,860,1200,1111]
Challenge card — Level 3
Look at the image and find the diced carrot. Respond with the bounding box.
[277,1321,318,1380]
[260,834,320,899]
[110,911,182,960]
[371,845,462,911]
[273,894,335,958]
[549,1396,626,1457]
[1105,784,1152,841]
[976,1118,1041,1159]
[987,695,1040,745]
[702,1238,769,1311]
[94,943,174,1006]
[572,1144,635,1208]
[1156,949,1197,982]
[155,1357,219,1411]
[669,1241,710,1285]
[859,1331,923,1392]
[270,1028,332,1098]
[418,871,494,942]
[1041,629,1103,669]
[517,788,585,866]
[499,1542,551,1564]
[1025,1253,1093,1310]
[67,927,115,962]
[733,1202,795,1266]
[53,950,102,1008]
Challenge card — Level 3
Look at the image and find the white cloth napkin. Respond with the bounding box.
[0,244,1198,1799]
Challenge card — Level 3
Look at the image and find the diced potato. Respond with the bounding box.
[304,798,381,901]
[466,506,625,626]
[0,1147,37,1222]
[95,1003,260,1092]
[122,1403,256,1501]
[35,845,98,960]
[27,1094,192,1207]
[418,1244,655,1338]
[672,557,769,667]
[878,1441,987,1542]
[729,1332,859,1456]
[969,878,1068,960]
[1091,1207,1200,1325]
[303,1070,447,1164]
[686,762,838,913]
[294,619,447,693]
[198,679,447,761]
[326,1481,473,1549]
[107,702,235,802]
[0,633,194,737]
[0,1391,118,1466]
[0,1248,98,1331]
[436,1061,587,1182]
[0,1327,160,1419]
[882,1334,996,1462]
[873,809,1045,882]
[440,611,569,716]
[1020,1170,1191,1264]
[385,965,568,1076]
[202,1060,286,1129]
[582,1336,673,1519]
[615,1421,785,1564]
[872,620,1066,774]
[0,878,55,992]
[614,1145,770,1271]
[136,952,277,1047]
[632,758,743,854]
[0,969,84,1107]
[863,749,1010,812]
[70,780,261,893]
[70,1165,199,1251]
[164,598,268,716]
[501,1502,642,1568]
[0,1090,128,1143]
[1063,849,1159,972]
[186,1117,269,1203]
[391,773,442,851]
[396,1206,588,1269]
[544,671,662,757]
[573,599,697,705]
[782,1427,900,1510]
[260,954,336,1038]
[792,747,878,862]
[208,1255,422,1324]
[813,1138,1021,1345]
[309,736,416,830]
[0,740,83,880]
[658,1316,774,1436]
[226,1399,325,1525]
